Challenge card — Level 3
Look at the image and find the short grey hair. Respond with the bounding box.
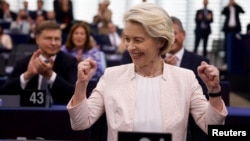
[123,2,174,55]
[170,16,185,32]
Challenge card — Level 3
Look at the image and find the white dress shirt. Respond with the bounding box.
[228,6,236,27]
[133,74,163,132]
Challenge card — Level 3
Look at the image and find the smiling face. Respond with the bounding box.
[36,29,62,58]
[72,26,86,48]
[169,22,186,54]
[123,21,163,68]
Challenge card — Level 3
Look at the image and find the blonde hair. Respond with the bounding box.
[123,3,174,55]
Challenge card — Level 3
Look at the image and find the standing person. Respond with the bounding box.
[164,16,210,141]
[29,0,47,21]
[193,0,213,57]
[0,1,17,22]
[67,3,227,141]
[22,0,33,23]
[0,21,78,105]
[53,0,74,34]
[221,0,245,66]
[96,0,112,35]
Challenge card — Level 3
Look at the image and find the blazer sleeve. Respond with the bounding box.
[50,53,78,104]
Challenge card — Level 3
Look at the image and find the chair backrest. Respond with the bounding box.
[7,44,38,67]
[212,39,224,52]
[0,22,11,30]
[9,33,30,45]
[0,55,6,76]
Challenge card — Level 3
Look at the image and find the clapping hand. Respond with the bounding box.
[25,49,53,80]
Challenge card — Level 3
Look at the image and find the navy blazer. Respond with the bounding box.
[180,49,209,96]
[29,10,47,20]
[194,9,213,35]
[222,4,245,33]
[0,51,78,105]
[0,10,17,21]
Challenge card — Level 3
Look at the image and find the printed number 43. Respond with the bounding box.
[29,92,44,104]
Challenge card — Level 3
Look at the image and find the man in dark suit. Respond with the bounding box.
[221,0,245,65]
[0,1,17,22]
[29,0,47,21]
[100,22,121,54]
[193,0,213,57]
[0,21,78,105]
[164,16,209,141]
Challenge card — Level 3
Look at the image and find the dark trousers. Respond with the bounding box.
[88,114,108,141]
[194,32,209,57]
[223,27,239,64]
[186,115,208,141]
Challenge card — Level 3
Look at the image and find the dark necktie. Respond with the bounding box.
[203,9,207,16]
[19,22,23,33]
[41,76,48,94]
[112,33,116,46]
[41,76,53,107]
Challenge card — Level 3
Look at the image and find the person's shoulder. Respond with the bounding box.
[164,63,194,75]
[57,51,77,62]
[196,9,202,12]
[184,49,209,62]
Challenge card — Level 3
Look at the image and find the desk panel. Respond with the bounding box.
[1,106,250,140]
[0,106,89,140]
[225,106,250,125]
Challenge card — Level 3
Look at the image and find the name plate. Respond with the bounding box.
[20,90,46,107]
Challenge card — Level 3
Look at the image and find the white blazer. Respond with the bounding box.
[67,63,228,141]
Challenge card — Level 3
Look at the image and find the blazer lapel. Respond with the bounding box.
[126,64,137,130]
[160,64,182,131]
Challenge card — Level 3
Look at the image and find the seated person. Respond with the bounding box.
[29,15,45,43]
[100,22,122,54]
[0,21,78,105]
[9,9,31,34]
[0,24,13,66]
[0,24,12,53]
[61,22,105,81]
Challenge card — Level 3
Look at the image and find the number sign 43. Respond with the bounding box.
[20,90,46,107]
